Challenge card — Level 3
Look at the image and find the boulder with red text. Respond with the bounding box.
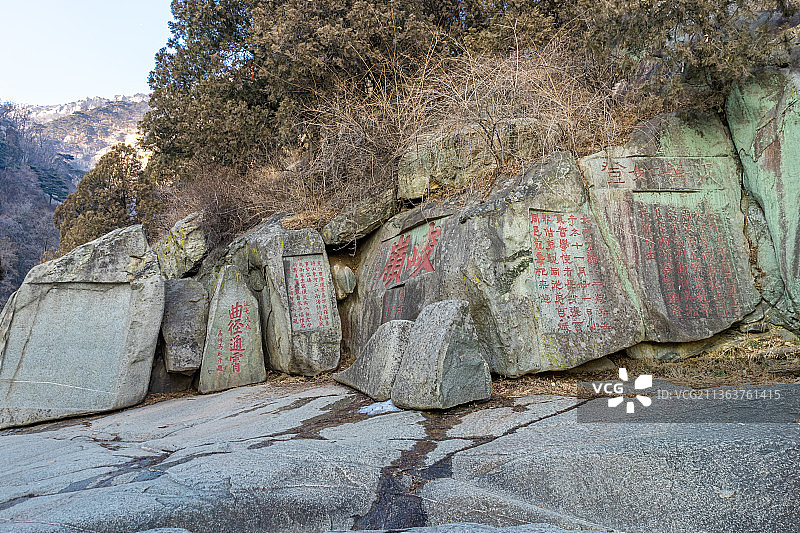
[579,110,759,344]
[198,220,342,377]
[347,152,643,376]
[0,225,164,429]
[198,265,265,393]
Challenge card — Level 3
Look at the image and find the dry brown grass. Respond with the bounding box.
[492,330,800,402]
[157,36,652,244]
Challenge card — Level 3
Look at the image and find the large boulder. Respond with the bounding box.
[398,120,541,201]
[198,221,342,376]
[322,189,397,246]
[349,152,642,376]
[154,212,208,279]
[198,265,266,393]
[579,110,759,342]
[334,319,413,401]
[162,279,209,373]
[0,225,164,429]
[391,300,491,410]
[727,68,800,331]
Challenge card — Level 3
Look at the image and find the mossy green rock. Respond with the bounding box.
[580,110,759,343]
[397,119,542,201]
[155,212,207,279]
[727,68,800,329]
[322,189,397,245]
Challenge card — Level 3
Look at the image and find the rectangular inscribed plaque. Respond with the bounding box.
[284,254,332,331]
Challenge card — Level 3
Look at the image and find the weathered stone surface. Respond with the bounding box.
[154,212,207,279]
[564,356,616,373]
[198,265,265,393]
[345,524,597,533]
[0,225,164,429]
[322,189,397,245]
[334,320,413,401]
[391,300,490,410]
[148,350,193,394]
[580,110,759,343]
[349,152,642,376]
[333,264,357,301]
[198,220,342,376]
[398,120,541,201]
[162,279,208,373]
[2,382,798,532]
[728,68,800,332]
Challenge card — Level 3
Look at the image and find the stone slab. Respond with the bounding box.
[198,265,266,393]
[334,320,413,401]
[0,225,164,429]
[162,279,208,373]
[391,300,491,410]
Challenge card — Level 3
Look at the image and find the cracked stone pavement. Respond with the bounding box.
[1,381,798,533]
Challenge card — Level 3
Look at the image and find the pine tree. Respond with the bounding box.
[54,144,159,252]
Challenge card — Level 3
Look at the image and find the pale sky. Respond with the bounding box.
[0,1,174,106]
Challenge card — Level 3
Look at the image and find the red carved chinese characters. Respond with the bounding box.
[531,211,610,334]
[381,235,410,286]
[285,255,332,331]
[371,221,445,290]
[407,223,441,278]
[636,203,741,319]
[227,301,248,373]
[601,158,714,190]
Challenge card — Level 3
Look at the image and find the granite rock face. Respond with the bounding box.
[199,221,342,376]
[334,319,413,402]
[154,212,208,279]
[198,265,266,393]
[0,225,164,429]
[728,68,800,332]
[161,279,208,373]
[322,189,397,246]
[349,152,642,376]
[391,300,491,410]
[1,383,798,533]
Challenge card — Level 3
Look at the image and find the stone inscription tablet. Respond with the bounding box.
[284,254,332,331]
[633,200,742,319]
[530,211,610,334]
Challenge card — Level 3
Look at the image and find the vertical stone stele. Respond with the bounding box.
[198,265,266,393]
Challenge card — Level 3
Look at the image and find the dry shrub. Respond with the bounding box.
[300,35,638,214]
[163,35,646,243]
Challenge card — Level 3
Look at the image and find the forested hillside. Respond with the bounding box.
[0,104,80,306]
[37,97,150,171]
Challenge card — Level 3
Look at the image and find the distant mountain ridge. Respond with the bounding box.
[26,94,150,171]
[26,94,149,124]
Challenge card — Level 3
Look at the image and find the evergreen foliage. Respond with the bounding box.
[142,0,794,177]
[54,144,159,253]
